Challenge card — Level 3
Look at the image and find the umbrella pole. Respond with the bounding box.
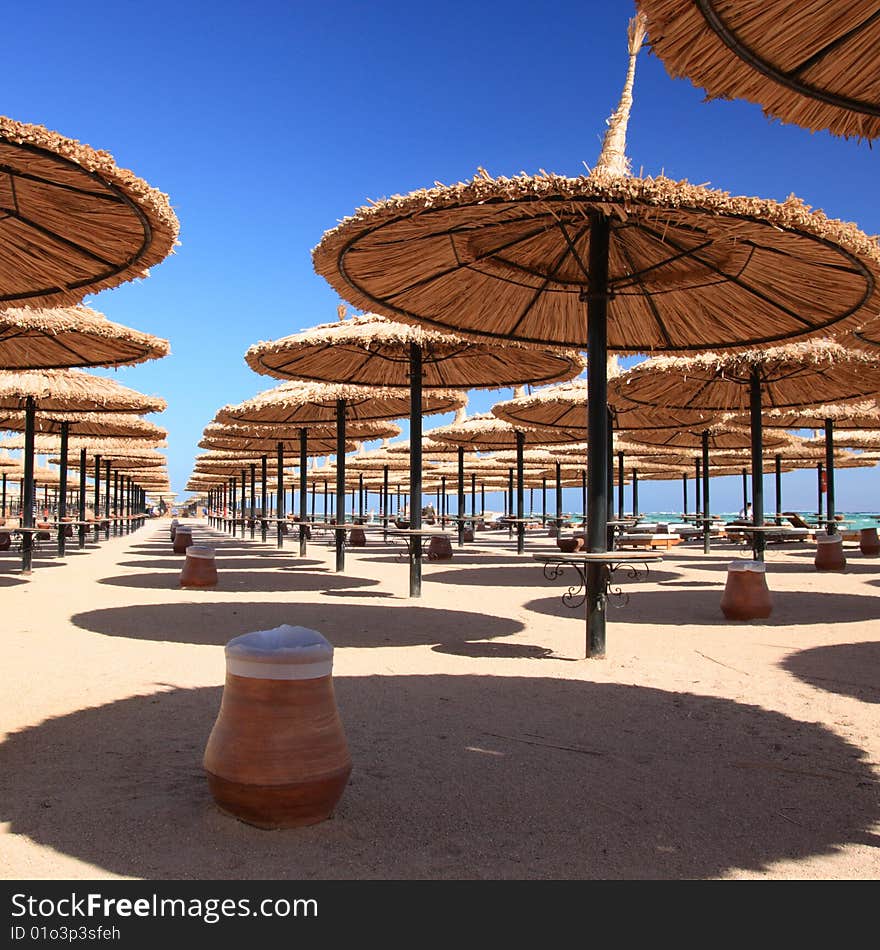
[358,473,364,522]
[682,473,687,517]
[541,477,546,527]
[113,471,119,536]
[516,431,525,555]
[632,469,639,520]
[21,396,36,574]
[617,451,624,520]
[409,342,423,597]
[457,447,465,547]
[261,456,268,543]
[507,469,513,539]
[311,480,316,522]
[471,474,476,521]
[249,464,256,540]
[580,469,587,535]
[817,463,824,523]
[701,432,710,555]
[299,428,308,556]
[103,461,111,540]
[555,461,562,532]
[230,477,236,537]
[825,419,836,535]
[57,421,69,558]
[694,457,701,518]
[276,442,284,549]
[93,455,101,540]
[481,483,485,520]
[335,400,347,572]
[606,414,614,543]
[775,455,783,525]
[323,479,328,521]
[741,468,749,516]
[383,465,389,540]
[584,210,610,659]
[749,368,765,561]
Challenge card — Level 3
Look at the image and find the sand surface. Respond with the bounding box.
[1,518,878,880]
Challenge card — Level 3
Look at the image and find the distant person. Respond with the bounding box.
[739,502,753,519]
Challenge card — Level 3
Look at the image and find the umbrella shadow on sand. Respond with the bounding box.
[70,602,523,649]
[117,557,326,571]
[780,642,880,705]
[524,588,880,627]
[97,570,379,594]
[0,675,875,879]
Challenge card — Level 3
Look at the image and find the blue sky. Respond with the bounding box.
[7,1,879,513]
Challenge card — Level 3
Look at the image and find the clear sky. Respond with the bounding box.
[6,1,879,513]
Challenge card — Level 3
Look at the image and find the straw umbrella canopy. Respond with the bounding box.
[806,430,880,448]
[759,399,880,430]
[0,115,178,307]
[0,434,166,452]
[217,380,464,564]
[245,310,586,388]
[0,306,170,370]
[636,0,880,140]
[312,15,880,656]
[610,341,880,552]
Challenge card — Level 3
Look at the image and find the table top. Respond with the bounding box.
[534,551,663,565]
[388,528,452,537]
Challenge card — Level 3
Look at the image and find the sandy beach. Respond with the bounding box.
[1,518,878,880]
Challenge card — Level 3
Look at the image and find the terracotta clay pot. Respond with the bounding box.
[557,535,585,552]
[859,527,880,557]
[463,528,474,542]
[427,535,453,560]
[0,531,10,551]
[720,561,773,620]
[170,519,179,540]
[815,534,846,572]
[547,525,559,538]
[180,545,218,588]
[348,528,366,546]
[172,528,194,554]
[204,625,351,829]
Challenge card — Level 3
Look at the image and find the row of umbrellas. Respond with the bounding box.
[300,10,880,658]
[0,113,180,568]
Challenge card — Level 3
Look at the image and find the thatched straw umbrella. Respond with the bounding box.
[610,342,880,557]
[0,115,178,306]
[0,369,164,570]
[636,0,880,140]
[244,308,584,593]
[246,311,585,388]
[312,15,880,656]
[217,381,464,568]
[0,306,170,370]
